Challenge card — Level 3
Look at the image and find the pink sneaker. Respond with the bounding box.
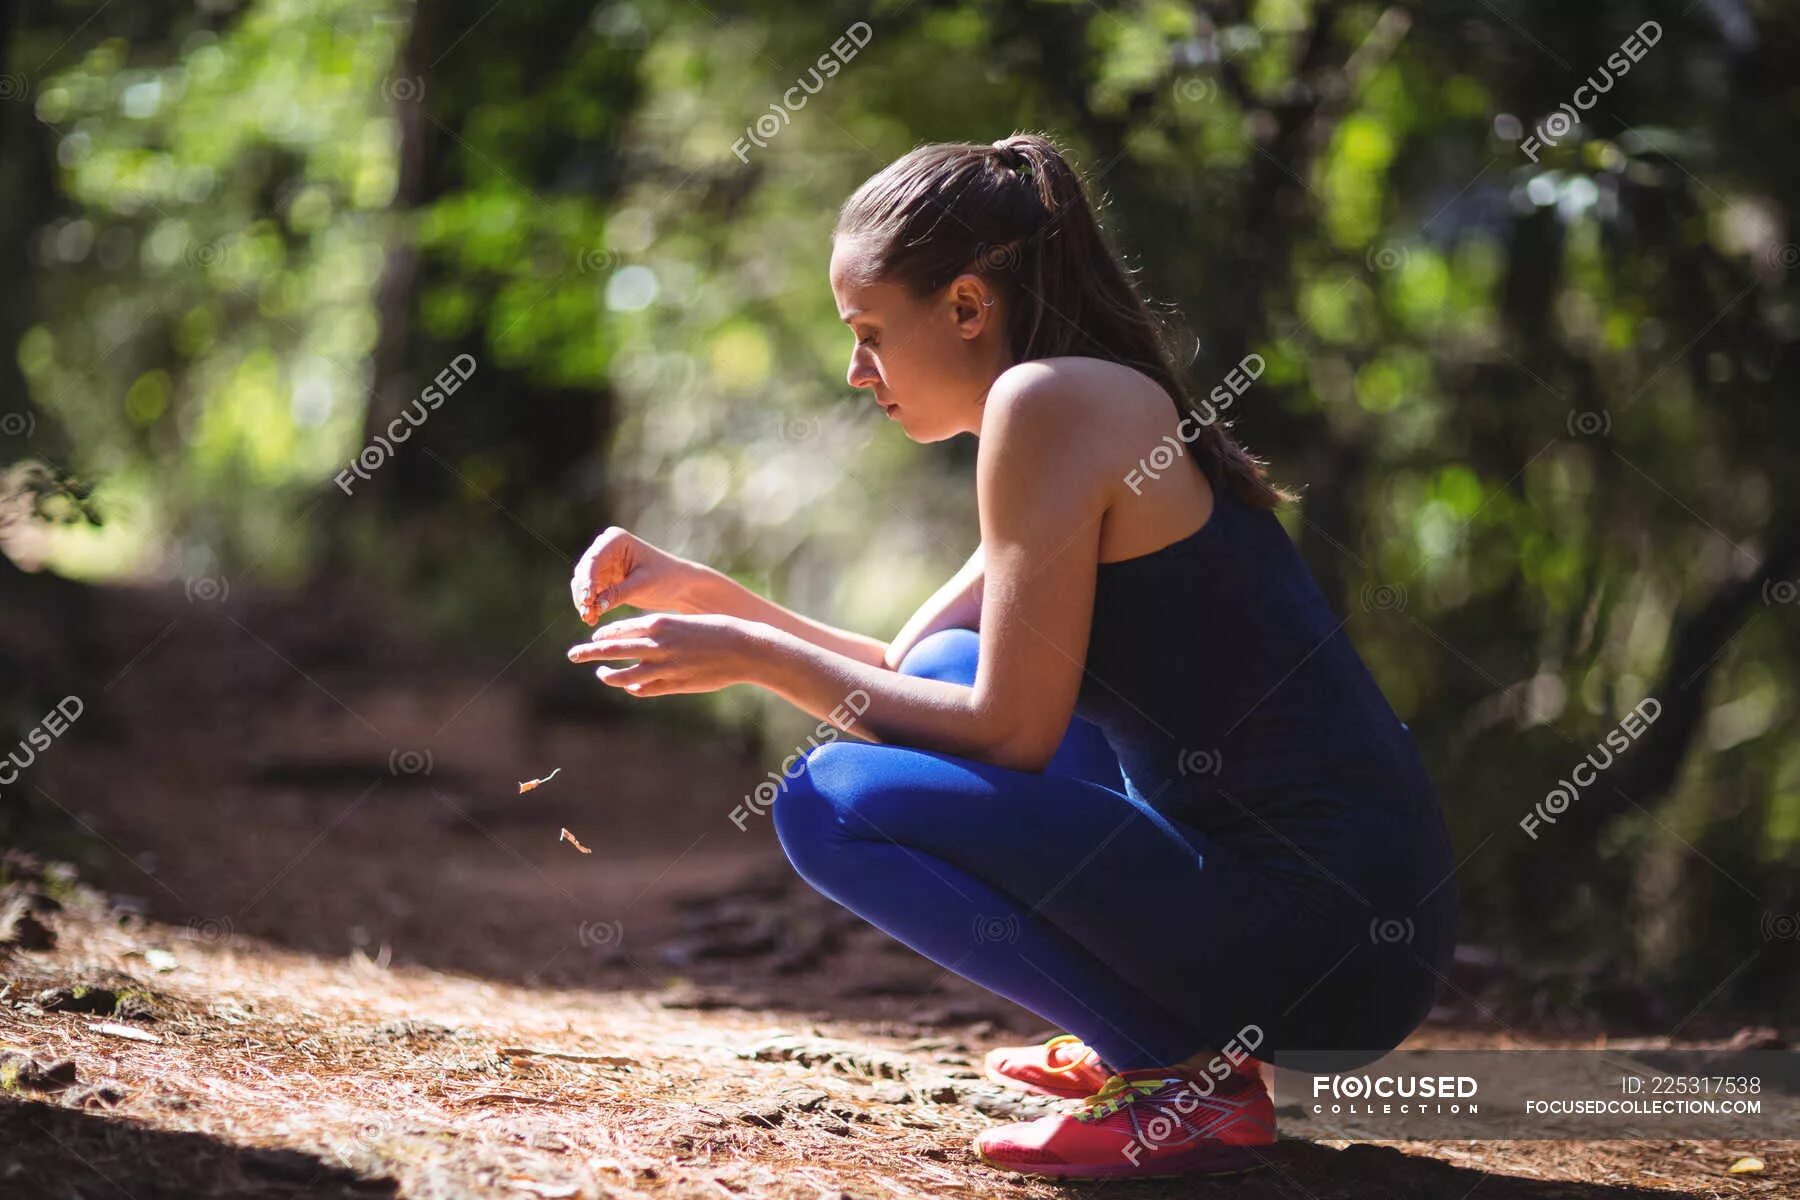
[983,1033,1114,1099]
[973,1060,1276,1180]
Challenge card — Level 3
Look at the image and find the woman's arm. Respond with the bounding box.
[575,369,1101,771]
[574,529,890,670]
[750,368,1103,772]
[882,542,983,670]
[683,566,891,668]
[686,542,983,672]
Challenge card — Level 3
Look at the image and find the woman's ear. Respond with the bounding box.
[946,272,995,340]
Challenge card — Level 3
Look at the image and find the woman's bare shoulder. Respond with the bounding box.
[986,357,1179,463]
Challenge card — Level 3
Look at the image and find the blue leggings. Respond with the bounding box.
[773,627,1438,1072]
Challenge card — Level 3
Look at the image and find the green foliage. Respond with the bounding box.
[20,0,403,574]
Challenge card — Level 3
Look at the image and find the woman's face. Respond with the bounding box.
[828,236,1005,442]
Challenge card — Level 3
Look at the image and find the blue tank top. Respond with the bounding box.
[1073,457,1455,918]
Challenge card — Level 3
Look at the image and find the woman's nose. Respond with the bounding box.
[846,351,879,390]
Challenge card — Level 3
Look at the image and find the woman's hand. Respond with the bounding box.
[566,613,769,697]
[570,527,708,625]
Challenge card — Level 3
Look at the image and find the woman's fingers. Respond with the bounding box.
[594,663,658,690]
[571,528,633,620]
[585,585,616,623]
[577,573,634,626]
[572,542,602,607]
[567,637,659,664]
[577,578,620,625]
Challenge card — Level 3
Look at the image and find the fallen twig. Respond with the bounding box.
[500,1046,636,1066]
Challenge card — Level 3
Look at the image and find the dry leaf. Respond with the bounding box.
[558,827,592,854]
[518,767,562,794]
[90,1022,161,1044]
[1728,1156,1764,1175]
[505,1181,579,1198]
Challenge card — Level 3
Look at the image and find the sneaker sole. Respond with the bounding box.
[972,1142,1272,1180]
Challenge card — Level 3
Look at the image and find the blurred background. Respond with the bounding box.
[2,0,1797,1029]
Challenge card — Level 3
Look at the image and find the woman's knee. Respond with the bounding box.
[775,737,938,891]
[895,629,1117,786]
[895,626,979,684]
[772,740,864,888]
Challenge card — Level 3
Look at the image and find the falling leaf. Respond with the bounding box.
[558,827,592,854]
[518,767,562,794]
[1728,1156,1764,1175]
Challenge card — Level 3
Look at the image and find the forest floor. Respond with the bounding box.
[1,581,1794,1198]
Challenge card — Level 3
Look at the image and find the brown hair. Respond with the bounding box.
[833,131,1288,509]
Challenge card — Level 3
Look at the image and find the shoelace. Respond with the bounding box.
[1075,1066,1264,1126]
[1074,1073,1171,1121]
[1039,1033,1100,1075]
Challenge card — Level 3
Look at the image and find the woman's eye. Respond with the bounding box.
[856,333,878,348]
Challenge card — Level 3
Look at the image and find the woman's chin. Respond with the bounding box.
[890,410,928,439]
[883,404,953,442]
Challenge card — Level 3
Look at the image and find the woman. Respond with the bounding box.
[567,133,1459,1181]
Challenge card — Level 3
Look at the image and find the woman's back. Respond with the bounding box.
[1075,457,1452,917]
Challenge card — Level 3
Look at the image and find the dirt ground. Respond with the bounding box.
[1,582,1794,1198]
